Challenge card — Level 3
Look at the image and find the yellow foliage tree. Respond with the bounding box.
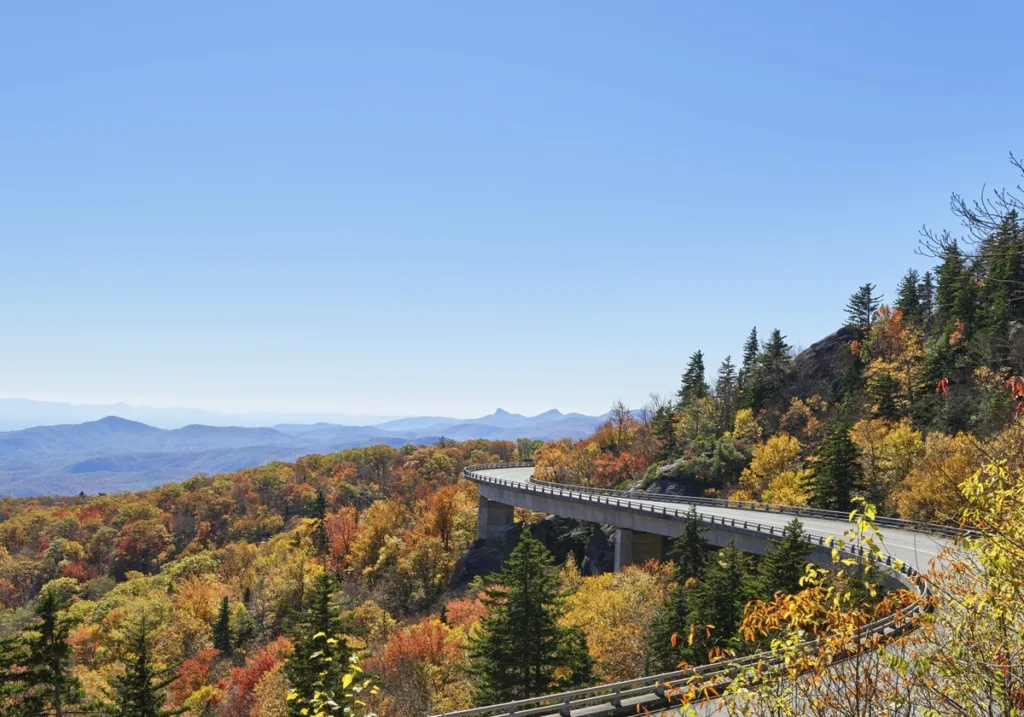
[895,431,979,521]
[740,434,811,505]
[850,417,924,514]
[562,563,673,682]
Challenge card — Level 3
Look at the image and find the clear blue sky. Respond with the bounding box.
[2,2,1022,418]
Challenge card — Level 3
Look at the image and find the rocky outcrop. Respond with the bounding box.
[582,525,615,576]
[644,476,699,496]
[792,326,857,401]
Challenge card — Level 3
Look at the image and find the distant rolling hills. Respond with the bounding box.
[0,409,610,496]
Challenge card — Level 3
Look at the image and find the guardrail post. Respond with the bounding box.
[611,686,622,707]
[559,697,572,716]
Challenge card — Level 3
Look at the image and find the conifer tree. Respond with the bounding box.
[845,283,882,334]
[714,356,738,435]
[809,412,862,511]
[757,519,812,597]
[919,270,935,329]
[935,241,972,330]
[895,269,922,325]
[311,490,329,556]
[678,351,709,405]
[0,633,35,717]
[686,542,752,661]
[285,572,353,717]
[0,592,85,717]
[740,327,759,383]
[651,507,709,671]
[468,531,593,703]
[748,329,792,414]
[29,591,85,717]
[650,402,678,460]
[103,618,180,717]
[212,596,232,655]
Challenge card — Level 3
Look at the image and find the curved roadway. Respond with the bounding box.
[479,466,948,574]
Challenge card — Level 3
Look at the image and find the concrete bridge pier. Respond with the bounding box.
[614,527,663,570]
[477,496,515,540]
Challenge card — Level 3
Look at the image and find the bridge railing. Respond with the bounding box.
[438,463,934,717]
[466,462,971,539]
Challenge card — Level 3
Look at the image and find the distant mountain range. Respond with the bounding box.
[0,398,399,431]
[0,408,613,497]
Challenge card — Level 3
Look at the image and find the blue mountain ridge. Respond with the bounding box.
[0,409,617,496]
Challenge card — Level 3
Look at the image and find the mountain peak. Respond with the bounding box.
[93,416,158,432]
[493,408,512,416]
[532,409,564,420]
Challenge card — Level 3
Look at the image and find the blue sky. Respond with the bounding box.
[2,2,1022,418]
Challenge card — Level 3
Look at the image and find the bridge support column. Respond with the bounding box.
[614,528,662,571]
[477,497,514,540]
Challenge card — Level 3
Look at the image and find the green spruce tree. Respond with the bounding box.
[103,618,180,717]
[311,490,329,556]
[845,283,882,335]
[0,591,85,717]
[757,519,812,597]
[212,596,233,656]
[810,412,862,511]
[650,402,678,460]
[678,351,710,405]
[748,329,792,415]
[284,572,353,717]
[468,531,593,703]
[28,591,85,717]
[740,328,759,383]
[895,269,922,325]
[651,507,710,671]
[687,542,753,662]
[0,632,36,717]
[919,270,935,331]
[714,356,738,435]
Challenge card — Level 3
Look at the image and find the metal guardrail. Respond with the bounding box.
[526,471,973,539]
[433,463,935,717]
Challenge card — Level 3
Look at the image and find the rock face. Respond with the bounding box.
[645,475,700,497]
[582,525,615,576]
[448,515,606,590]
[792,326,857,400]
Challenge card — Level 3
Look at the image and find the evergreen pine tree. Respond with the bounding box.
[284,572,353,717]
[740,327,759,382]
[748,329,792,414]
[311,490,329,556]
[0,592,85,717]
[714,356,738,435]
[845,283,882,334]
[810,412,862,511]
[651,507,710,671]
[757,519,812,597]
[103,618,180,717]
[895,269,922,325]
[212,596,233,655]
[687,543,752,662]
[935,241,970,330]
[919,270,935,330]
[468,531,593,704]
[978,211,1024,342]
[0,633,36,717]
[650,403,678,460]
[677,351,709,405]
[27,591,85,717]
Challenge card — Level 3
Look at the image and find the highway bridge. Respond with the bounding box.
[429,463,957,717]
